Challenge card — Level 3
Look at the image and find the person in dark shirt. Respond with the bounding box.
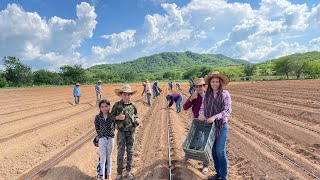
[166,93,183,113]
[182,78,209,174]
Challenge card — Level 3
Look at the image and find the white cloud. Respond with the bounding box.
[0,2,96,70]
[309,37,320,51]
[1,0,320,70]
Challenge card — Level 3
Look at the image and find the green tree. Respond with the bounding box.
[304,61,320,78]
[243,64,256,77]
[60,64,87,84]
[273,57,292,79]
[0,78,8,88]
[33,69,63,85]
[291,60,309,79]
[3,56,33,86]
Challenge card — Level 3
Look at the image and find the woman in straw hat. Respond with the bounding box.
[109,84,139,180]
[73,82,81,104]
[198,71,232,180]
[182,77,210,174]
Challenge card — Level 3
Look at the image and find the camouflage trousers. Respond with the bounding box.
[117,130,135,175]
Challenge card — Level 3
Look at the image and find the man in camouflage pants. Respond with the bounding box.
[110,84,139,180]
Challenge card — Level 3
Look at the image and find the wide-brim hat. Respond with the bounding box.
[76,82,80,86]
[114,84,137,96]
[204,71,230,86]
[98,80,102,83]
[193,78,205,86]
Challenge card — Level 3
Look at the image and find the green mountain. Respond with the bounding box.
[255,51,320,77]
[87,51,249,74]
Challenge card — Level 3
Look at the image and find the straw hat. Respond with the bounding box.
[193,78,205,86]
[98,80,102,83]
[76,82,80,86]
[114,84,137,96]
[204,71,230,86]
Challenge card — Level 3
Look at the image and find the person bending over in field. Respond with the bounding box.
[166,93,183,113]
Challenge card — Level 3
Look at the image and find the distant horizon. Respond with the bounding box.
[1,0,320,70]
[1,50,320,72]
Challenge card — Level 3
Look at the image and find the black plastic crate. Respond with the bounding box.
[182,119,215,162]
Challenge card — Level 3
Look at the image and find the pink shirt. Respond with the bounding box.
[199,90,232,123]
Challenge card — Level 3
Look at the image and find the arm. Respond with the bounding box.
[168,97,174,107]
[183,98,193,110]
[94,116,103,138]
[109,103,119,121]
[215,91,232,119]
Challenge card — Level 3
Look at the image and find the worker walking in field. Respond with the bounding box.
[198,71,232,180]
[96,80,102,105]
[94,99,115,180]
[145,80,152,106]
[152,80,162,99]
[182,77,209,174]
[110,84,139,180]
[166,93,183,113]
[73,82,81,104]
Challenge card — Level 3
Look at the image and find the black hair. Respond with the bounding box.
[98,99,111,114]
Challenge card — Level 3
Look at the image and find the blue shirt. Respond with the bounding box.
[73,86,81,96]
[95,84,102,93]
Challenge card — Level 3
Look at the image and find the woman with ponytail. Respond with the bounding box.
[198,71,232,180]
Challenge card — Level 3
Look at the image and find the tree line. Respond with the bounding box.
[1,53,319,88]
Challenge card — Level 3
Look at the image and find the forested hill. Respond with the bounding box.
[87,51,249,73]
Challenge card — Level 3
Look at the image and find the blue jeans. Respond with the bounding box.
[176,94,183,112]
[212,122,228,178]
[146,93,151,106]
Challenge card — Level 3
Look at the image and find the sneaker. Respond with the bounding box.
[115,175,122,180]
[126,172,134,179]
[209,174,221,180]
[202,167,209,174]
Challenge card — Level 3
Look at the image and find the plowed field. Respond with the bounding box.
[0,80,319,180]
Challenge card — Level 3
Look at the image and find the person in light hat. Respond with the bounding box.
[95,80,103,105]
[109,84,139,180]
[144,79,152,106]
[198,71,231,180]
[73,82,81,104]
[182,77,209,174]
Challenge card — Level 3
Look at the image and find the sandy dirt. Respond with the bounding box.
[0,80,319,180]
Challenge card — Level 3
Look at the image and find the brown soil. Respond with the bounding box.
[0,80,319,180]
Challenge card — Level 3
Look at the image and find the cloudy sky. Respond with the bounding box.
[0,0,320,70]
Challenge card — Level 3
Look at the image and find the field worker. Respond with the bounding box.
[141,80,147,100]
[176,82,181,90]
[96,80,102,105]
[110,84,139,180]
[168,81,173,92]
[73,82,81,104]
[152,80,162,99]
[198,71,232,180]
[145,79,152,106]
[182,77,209,174]
[166,93,183,113]
[94,99,114,180]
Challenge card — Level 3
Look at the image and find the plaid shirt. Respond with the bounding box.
[199,90,232,123]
